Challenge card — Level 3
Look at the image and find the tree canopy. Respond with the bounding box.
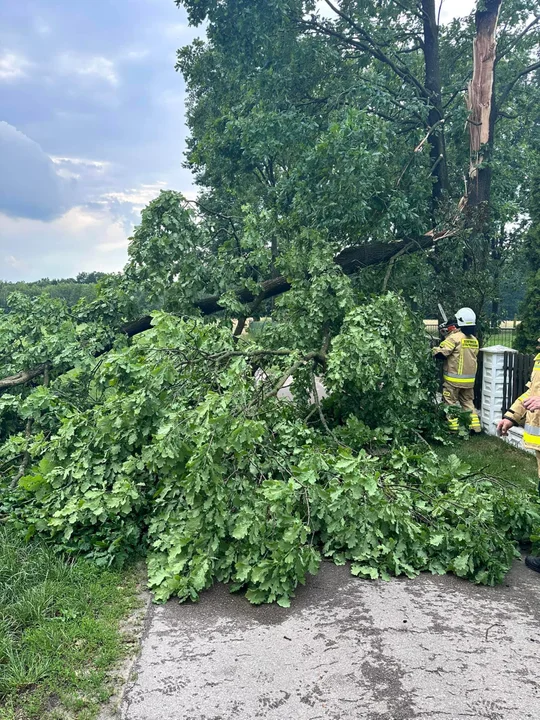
[176,0,539,316]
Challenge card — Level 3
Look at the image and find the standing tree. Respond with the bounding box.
[176,0,539,317]
[515,168,540,352]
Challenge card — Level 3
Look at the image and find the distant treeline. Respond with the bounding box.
[0,272,107,311]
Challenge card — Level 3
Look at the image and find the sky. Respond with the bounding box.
[316,0,476,22]
[0,0,476,282]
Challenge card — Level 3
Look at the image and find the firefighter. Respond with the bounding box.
[497,341,540,574]
[432,307,481,433]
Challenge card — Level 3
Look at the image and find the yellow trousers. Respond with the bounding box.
[443,383,481,433]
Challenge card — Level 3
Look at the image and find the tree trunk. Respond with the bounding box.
[461,0,503,286]
[0,230,455,390]
[0,364,49,391]
[467,0,503,215]
[193,231,451,315]
[421,0,449,211]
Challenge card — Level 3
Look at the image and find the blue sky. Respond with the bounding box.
[0,0,474,282]
[0,0,200,281]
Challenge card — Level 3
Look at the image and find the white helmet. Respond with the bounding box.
[455,307,476,327]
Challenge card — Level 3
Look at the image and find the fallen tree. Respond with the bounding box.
[2,296,538,607]
[2,0,540,609]
[0,229,454,391]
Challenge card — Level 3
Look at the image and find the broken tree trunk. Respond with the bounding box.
[467,0,503,212]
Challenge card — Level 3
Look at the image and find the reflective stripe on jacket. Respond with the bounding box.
[504,353,540,449]
[432,331,479,388]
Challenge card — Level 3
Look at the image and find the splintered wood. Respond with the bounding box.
[467,1,502,178]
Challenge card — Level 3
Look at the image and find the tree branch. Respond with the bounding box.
[0,364,49,390]
[395,121,446,188]
[497,60,540,110]
[442,83,469,109]
[389,0,423,21]
[496,110,518,121]
[310,369,344,446]
[382,243,414,291]
[303,5,429,100]
[0,230,457,391]
[496,16,540,64]
[10,419,33,489]
[233,292,266,339]
[195,229,455,315]
[396,44,424,54]
[9,365,49,489]
[250,352,319,409]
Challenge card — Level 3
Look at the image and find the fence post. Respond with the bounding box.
[480,345,516,436]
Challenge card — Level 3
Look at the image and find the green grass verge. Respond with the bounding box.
[434,433,538,495]
[484,331,516,348]
[0,529,141,720]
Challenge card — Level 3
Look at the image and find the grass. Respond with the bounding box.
[424,320,517,348]
[484,330,516,348]
[0,529,141,720]
[0,434,534,720]
[434,433,538,495]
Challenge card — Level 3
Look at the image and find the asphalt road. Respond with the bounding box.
[121,559,540,720]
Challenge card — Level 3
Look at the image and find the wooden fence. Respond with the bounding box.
[474,351,483,409]
[502,351,535,414]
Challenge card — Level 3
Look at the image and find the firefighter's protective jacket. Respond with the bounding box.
[504,353,540,450]
[432,330,479,388]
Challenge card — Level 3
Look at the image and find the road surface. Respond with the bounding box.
[121,559,540,720]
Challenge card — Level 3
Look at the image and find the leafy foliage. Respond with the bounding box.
[1,0,540,608]
[0,293,113,383]
[176,0,539,318]
[1,295,538,606]
[325,295,438,435]
[515,170,540,352]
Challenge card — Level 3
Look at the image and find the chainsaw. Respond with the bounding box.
[437,303,453,338]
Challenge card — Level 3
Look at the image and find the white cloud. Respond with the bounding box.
[158,89,186,109]
[55,53,119,86]
[0,0,199,280]
[315,0,337,19]
[0,180,198,281]
[183,190,198,203]
[102,182,168,209]
[4,255,28,271]
[122,49,150,62]
[0,121,67,220]
[97,238,130,252]
[51,156,110,172]
[163,22,190,38]
[34,18,51,35]
[0,52,31,81]
[55,167,81,180]
[0,206,130,280]
[56,206,107,233]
